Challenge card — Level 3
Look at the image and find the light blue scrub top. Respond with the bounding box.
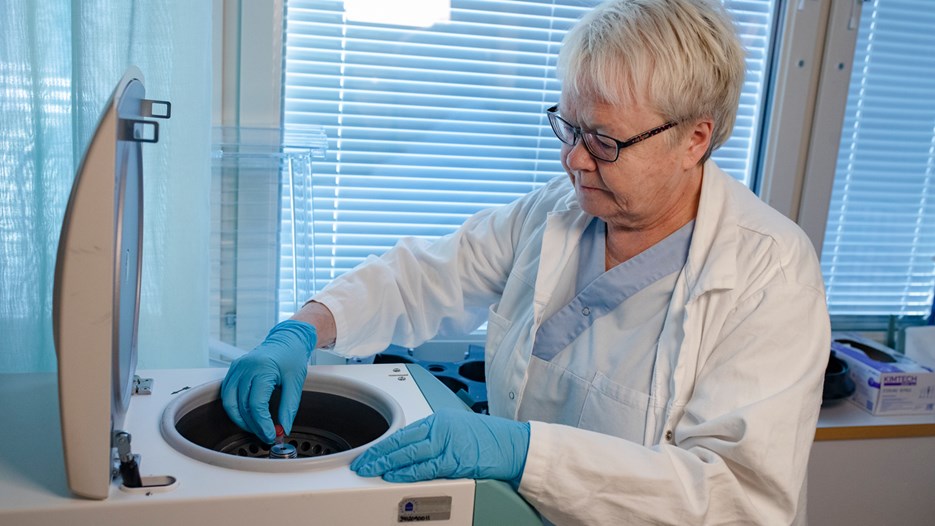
[528,218,694,398]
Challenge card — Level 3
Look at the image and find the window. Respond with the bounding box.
[279,0,779,305]
[820,0,935,318]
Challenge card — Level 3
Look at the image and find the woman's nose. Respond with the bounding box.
[563,139,597,171]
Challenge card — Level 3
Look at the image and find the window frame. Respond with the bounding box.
[753,0,927,333]
[212,0,287,349]
[219,0,924,341]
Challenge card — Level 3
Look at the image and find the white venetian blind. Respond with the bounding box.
[281,0,777,295]
[821,0,935,317]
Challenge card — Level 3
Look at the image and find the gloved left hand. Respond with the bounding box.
[350,408,530,488]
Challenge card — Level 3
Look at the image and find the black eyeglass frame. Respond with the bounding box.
[546,105,679,162]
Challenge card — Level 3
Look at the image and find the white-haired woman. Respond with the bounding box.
[221,0,830,523]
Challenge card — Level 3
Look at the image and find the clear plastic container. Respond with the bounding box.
[210,126,327,351]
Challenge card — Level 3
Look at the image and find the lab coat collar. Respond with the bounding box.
[534,191,589,320]
[683,160,739,300]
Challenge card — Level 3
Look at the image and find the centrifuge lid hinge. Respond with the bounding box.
[132,375,153,396]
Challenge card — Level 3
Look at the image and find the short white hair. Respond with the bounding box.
[557,0,745,161]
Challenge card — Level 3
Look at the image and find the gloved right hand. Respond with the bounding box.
[220,320,317,443]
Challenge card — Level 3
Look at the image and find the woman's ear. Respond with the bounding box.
[683,119,713,169]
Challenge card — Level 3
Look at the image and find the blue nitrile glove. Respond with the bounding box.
[350,408,530,489]
[220,320,317,443]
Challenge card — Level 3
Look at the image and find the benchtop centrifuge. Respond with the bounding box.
[0,67,541,526]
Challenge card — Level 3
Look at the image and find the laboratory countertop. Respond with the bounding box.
[815,401,935,441]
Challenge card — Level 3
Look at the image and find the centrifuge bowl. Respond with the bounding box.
[160,372,404,472]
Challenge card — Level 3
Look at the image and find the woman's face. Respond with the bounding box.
[556,92,709,232]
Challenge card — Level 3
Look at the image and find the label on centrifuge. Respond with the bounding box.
[397,496,452,522]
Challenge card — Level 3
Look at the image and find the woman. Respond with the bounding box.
[221,0,830,523]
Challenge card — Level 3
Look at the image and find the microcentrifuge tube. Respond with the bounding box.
[269,424,296,459]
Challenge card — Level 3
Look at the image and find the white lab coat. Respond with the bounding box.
[315,160,831,525]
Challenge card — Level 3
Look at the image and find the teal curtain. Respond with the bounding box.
[0,0,213,372]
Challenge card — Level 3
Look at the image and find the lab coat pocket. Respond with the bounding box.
[484,304,513,376]
[578,372,652,444]
[485,304,513,360]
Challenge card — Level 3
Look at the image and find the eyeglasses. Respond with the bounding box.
[546,105,678,162]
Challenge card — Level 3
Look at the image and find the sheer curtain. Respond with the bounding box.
[0,1,213,372]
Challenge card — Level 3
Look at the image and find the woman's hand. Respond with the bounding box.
[220,320,317,443]
[351,408,530,488]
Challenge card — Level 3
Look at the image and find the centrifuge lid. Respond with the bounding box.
[52,66,169,500]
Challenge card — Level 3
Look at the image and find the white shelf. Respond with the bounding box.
[816,400,935,440]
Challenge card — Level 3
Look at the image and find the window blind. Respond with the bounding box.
[821,0,935,317]
[281,0,778,306]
